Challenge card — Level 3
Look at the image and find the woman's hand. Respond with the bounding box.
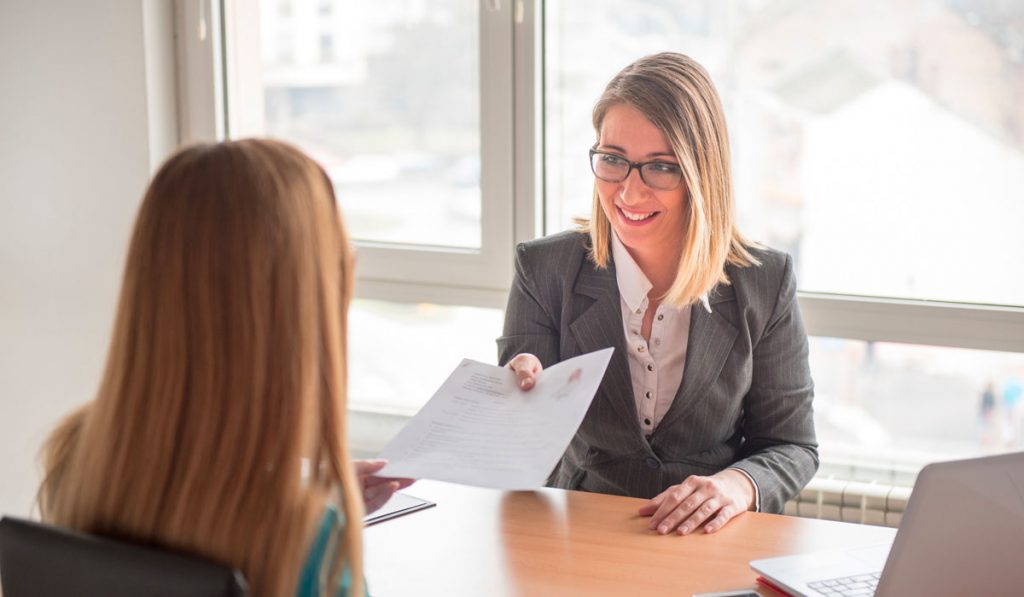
[638,469,755,535]
[507,353,544,390]
[354,459,415,514]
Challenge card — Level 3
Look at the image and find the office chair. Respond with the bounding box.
[0,516,249,597]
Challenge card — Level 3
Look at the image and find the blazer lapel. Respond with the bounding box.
[654,284,739,437]
[568,262,638,429]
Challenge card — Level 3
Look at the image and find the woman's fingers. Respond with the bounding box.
[507,353,543,390]
[639,474,748,535]
[644,477,699,532]
[354,458,416,514]
[653,492,705,534]
[363,480,400,514]
[364,475,415,490]
[703,504,741,534]
[676,498,721,535]
[355,459,415,488]
[637,486,671,516]
[353,459,387,476]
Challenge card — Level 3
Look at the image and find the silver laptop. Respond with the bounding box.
[750,451,1024,596]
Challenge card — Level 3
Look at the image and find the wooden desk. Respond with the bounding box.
[364,481,896,596]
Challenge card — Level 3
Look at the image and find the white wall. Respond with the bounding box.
[0,1,176,516]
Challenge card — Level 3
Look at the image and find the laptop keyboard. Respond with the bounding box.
[807,571,880,596]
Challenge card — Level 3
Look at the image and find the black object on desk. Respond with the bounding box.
[364,492,435,526]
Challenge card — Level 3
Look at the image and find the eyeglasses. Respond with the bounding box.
[589,148,683,191]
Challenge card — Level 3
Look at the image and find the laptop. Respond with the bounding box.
[750,451,1024,596]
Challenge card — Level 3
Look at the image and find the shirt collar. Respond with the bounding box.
[610,232,712,314]
[610,231,653,314]
[699,293,712,313]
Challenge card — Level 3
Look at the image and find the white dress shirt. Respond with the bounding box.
[610,232,691,435]
[611,232,761,511]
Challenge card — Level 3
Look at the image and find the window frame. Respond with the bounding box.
[189,0,533,302]
[175,0,228,144]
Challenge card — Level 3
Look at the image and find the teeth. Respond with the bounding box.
[621,209,655,221]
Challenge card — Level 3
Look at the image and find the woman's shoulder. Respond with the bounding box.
[723,243,796,308]
[513,229,591,280]
[297,506,355,597]
[516,229,590,258]
[737,244,791,276]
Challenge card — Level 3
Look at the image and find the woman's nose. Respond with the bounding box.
[618,168,648,203]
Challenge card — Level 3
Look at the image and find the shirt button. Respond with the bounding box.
[643,417,651,426]
[647,364,654,372]
[657,314,664,321]
[645,391,652,399]
[654,338,661,346]
[645,456,660,469]
[636,308,642,315]
[637,345,645,353]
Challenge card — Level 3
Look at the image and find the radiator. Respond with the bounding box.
[785,476,912,528]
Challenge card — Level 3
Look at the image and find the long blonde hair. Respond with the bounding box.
[37,139,363,596]
[585,52,759,307]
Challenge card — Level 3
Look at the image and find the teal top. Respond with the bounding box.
[296,507,363,597]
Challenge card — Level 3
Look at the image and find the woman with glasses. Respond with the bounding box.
[499,53,817,536]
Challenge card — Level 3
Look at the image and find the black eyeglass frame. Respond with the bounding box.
[588,147,684,191]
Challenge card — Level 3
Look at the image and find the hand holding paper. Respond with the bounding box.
[375,348,614,490]
[353,459,415,514]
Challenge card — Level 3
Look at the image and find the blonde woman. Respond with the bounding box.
[37,139,410,596]
[501,53,817,535]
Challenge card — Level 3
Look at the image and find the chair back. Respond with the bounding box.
[0,516,249,597]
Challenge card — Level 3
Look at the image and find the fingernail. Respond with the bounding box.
[658,525,667,534]
[520,379,530,388]
[680,526,689,535]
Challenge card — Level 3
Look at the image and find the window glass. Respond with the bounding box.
[349,300,504,413]
[258,0,481,248]
[811,337,1024,459]
[545,0,1024,306]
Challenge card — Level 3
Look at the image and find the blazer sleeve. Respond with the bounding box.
[496,242,562,369]
[729,253,819,513]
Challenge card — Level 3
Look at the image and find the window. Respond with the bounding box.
[180,0,1023,462]
[220,0,524,299]
[317,33,333,63]
[545,1,1024,306]
[810,338,1024,460]
[349,300,504,415]
[259,1,481,248]
[192,0,530,420]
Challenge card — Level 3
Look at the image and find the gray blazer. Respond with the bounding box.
[497,231,818,513]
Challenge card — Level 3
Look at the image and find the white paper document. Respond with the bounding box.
[375,348,614,490]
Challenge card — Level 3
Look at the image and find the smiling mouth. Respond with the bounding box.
[617,206,659,222]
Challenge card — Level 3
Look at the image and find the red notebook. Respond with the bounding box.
[755,575,796,597]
